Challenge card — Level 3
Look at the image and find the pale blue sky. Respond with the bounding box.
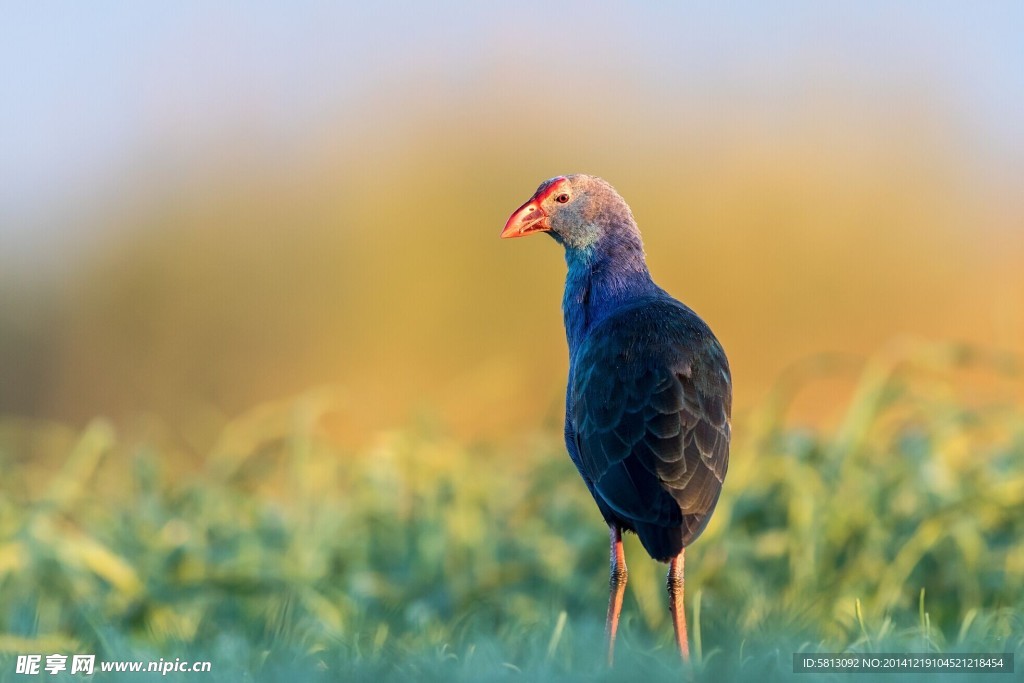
[2,2,1022,243]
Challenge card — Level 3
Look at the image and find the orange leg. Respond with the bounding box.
[667,549,689,661]
[605,524,628,667]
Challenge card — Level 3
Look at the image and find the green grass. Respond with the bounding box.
[1,342,1022,681]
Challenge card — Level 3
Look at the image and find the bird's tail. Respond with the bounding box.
[633,506,717,562]
[632,522,685,563]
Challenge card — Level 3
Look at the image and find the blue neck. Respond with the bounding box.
[562,239,659,359]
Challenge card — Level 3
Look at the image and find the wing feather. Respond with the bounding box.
[570,299,731,553]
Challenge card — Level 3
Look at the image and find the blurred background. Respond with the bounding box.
[2,2,1021,448]
[2,3,1024,678]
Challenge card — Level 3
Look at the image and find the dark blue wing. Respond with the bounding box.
[570,298,731,560]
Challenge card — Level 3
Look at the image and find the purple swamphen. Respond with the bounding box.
[501,175,731,664]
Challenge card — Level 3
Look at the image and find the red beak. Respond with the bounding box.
[501,200,550,239]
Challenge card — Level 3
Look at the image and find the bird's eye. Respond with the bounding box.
[555,193,570,204]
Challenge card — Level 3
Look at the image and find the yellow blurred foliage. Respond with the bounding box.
[2,89,1021,445]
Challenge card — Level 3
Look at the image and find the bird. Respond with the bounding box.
[501,174,731,665]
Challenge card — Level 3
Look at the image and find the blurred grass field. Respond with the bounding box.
[1,339,1022,682]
